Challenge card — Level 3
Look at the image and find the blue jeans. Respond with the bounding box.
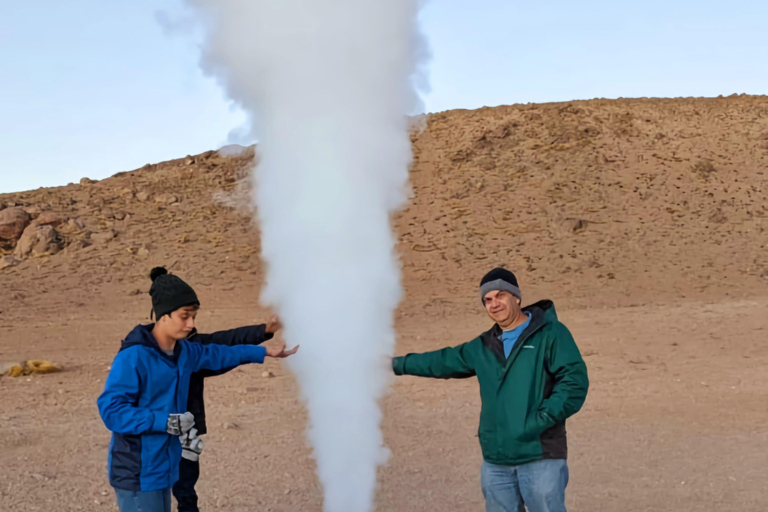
[481,459,569,512]
[114,488,171,512]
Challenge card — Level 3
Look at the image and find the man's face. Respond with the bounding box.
[158,306,199,340]
[483,290,521,327]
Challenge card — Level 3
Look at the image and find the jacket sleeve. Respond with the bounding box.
[97,350,170,435]
[392,340,476,379]
[536,324,589,428]
[190,325,273,346]
[184,341,267,373]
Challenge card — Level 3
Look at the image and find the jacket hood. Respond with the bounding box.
[489,299,557,334]
[119,324,181,361]
[120,324,159,352]
[522,299,558,324]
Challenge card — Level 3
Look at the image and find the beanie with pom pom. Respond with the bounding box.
[149,267,200,319]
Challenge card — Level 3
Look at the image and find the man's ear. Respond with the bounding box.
[516,297,521,306]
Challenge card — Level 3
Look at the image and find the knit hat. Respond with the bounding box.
[479,267,521,302]
[149,267,200,319]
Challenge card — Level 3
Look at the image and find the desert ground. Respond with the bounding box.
[2,95,767,511]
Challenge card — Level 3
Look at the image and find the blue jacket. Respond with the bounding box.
[97,324,267,491]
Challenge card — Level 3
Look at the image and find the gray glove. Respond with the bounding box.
[181,428,203,462]
[166,412,195,436]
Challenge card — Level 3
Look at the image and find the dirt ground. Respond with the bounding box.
[1,291,766,511]
[2,95,768,510]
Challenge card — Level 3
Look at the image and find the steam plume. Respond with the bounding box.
[185,1,428,510]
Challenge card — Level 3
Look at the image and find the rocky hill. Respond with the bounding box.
[2,95,767,321]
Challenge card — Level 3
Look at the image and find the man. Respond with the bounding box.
[98,267,298,512]
[172,316,282,512]
[392,268,588,512]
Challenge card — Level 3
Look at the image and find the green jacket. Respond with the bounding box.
[392,300,588,465]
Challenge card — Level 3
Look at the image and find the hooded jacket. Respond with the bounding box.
[97,325,267,491]
[392,300,588,466]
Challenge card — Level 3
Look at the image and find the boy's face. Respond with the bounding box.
[158,305,199,340]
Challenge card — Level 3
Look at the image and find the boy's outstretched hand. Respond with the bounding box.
[265,315,282,334]
[265,343,299,358]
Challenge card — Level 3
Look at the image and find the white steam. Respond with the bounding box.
[185,1,429,511]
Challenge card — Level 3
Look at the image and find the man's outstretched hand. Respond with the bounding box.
[265,343,299,358]
[265,315,282,334]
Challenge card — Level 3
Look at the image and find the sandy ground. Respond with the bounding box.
[2,293,766,512]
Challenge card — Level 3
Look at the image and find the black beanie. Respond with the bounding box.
[479,267,521,302]
[149,267,200,319]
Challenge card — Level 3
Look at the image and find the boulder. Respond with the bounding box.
[0,207,32,243]
[67,218,87,231]
[91,229,116,244]
[155,193,179,205]
[14,224,63,257]
[32,212,64,227]
[0,256,19,270]
[24,205,43,217]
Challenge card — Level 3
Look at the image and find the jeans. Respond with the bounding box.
[481,459,569,512]
[172,456,201,512]
[114,488,171,512]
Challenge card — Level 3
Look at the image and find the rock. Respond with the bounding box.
[184,156,195,165]
[261,371,275,378]
[66,239,91,251]
[0,256,20,270]
[564,218,588,234]
[137,246,150,258]
[24,205,43,217]
[67,218,87,231]
[155,193,179,205]
[32,212,63,227]
[136,191,150,202]
[477,156,497,171]
[0,207,32,243]
[113,211,126,221]
[223,422,239,430]
[3,360,60,377]
[80,177,95,185]
[0,361,24,376]
[14,224,63,257]
[91,229,116,244]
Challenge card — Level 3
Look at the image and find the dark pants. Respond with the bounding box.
[172,457,200,512]
[115,488,171,512]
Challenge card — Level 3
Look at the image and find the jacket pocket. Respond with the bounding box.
[523,410,555,440]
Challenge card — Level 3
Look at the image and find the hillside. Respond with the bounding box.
[2,95,767,320]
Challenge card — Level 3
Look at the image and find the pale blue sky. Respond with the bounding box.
[1,1,766,193]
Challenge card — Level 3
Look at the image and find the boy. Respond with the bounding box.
[97,267,297,512]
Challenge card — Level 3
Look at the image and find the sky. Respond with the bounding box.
[1,0,766,193]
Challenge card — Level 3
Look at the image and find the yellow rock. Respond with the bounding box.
[25,360,60,374]
[1,360,60,377]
